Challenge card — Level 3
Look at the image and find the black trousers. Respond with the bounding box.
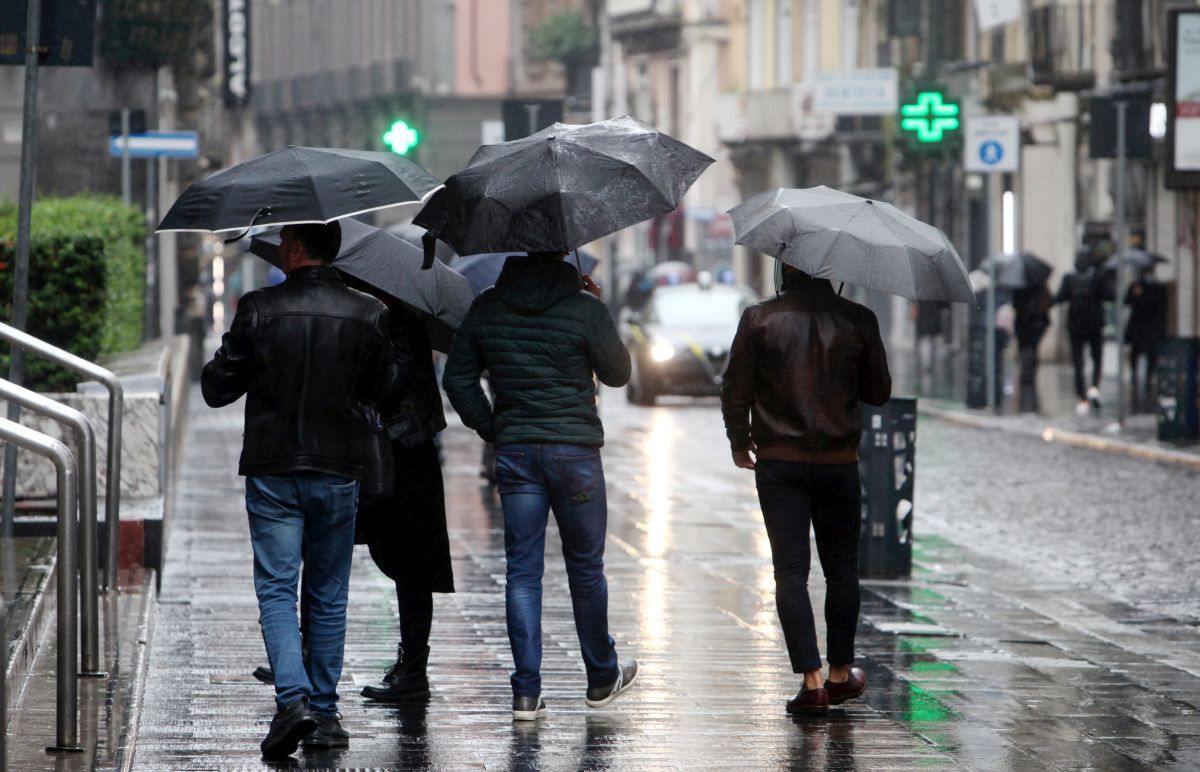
[754,459,861,674]
[1069,329,1103,400]
[1018,345,1040,413]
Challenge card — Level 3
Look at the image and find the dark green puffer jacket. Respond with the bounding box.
[443,256,631,448]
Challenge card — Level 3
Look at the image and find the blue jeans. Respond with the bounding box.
[495,443,620,697]
[246,472,358,716]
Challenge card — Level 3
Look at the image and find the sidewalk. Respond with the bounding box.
[126,386,1200,770]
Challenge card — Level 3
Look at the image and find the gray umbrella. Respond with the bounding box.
[728,186,974,304]
[979,251,1053,289]
[249,219,473,353]
[412,115,714,259]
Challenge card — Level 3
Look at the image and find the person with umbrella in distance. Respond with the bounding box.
[983,251,1054,414]
[1053,249,1112,416]
[1121,253,1169,411]
[724,186,972,715]
[424,115,714,720]
[200,222,394,757]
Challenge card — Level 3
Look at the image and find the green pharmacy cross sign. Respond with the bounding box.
[900,91,960,144]
[383,120,420,155]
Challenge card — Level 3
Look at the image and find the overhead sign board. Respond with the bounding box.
[813,69,899,116]
[0,0,97,67]
[1167,8,1200,188]
[222,0,251,108]
[963,116,1019,172]
[109,131,199,159]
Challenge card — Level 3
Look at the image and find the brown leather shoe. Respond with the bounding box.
[786,686,829,715]
[824,667,866,705]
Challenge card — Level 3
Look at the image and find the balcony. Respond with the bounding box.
[1027,0,1096,91]
[1111,0,1170,81]
[608,0,682,52]
[715,86,834,145]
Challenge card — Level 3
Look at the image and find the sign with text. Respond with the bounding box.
[813,69,898,116]
[222,0,251,108]
[964,116,1019,173]
[0,0,96,67]
[1168,8,1200,188]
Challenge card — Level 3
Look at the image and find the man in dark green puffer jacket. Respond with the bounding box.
[443,252,639,721]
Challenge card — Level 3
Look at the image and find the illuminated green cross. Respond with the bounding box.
[383,120,420,155]
[900,91,960,143]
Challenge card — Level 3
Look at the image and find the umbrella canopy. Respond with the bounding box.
[158,146,441,234]
[728,186,974,304]
[386,222,459,263]
[980,251,1053,290]
[413,115,714,257]
[647,260,699,285]
[450,251,599,295]
[1105,249,1168,271]
[249,219,473,352]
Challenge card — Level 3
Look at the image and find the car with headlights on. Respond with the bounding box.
[622,280,757,405]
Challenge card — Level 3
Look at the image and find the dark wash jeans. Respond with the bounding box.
[495,443,620,698]
[754,459,862,674]
[246,472,358,716]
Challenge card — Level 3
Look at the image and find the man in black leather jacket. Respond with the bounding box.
[202,222,392,758]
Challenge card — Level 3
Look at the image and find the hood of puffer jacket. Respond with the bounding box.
[493,255,584,313]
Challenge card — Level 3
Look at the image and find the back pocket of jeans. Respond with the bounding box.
[553,451,600,504]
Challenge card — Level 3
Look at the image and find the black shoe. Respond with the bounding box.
[253,665,275,685]
[585,658,639,708]
[302,714,350,749]
[360,645,431,702]
[261,698,317,759]
[512,694,547,721]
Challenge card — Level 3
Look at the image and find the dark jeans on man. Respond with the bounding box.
[246,472,358,716]
[1069,329,1103,400]
[494,443,620,698]
[754,460,862,674]
[1130,342,1160,409]
[1017,344,1041,413]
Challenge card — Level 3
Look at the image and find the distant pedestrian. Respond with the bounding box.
[1125,266,1169,411]
[1012,282,1052,413]
[1053,253,1110,415]
[202,222,393,758]
[357,301,455,703]
[721,266,891,715]
[443,252,638,722]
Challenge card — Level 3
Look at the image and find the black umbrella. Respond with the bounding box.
[980,251,1053,289]
[157,146,441,234]
[412,115,714,259]
[249,219,473,352]
[450,251,599,295]
[1104,249,1168,271]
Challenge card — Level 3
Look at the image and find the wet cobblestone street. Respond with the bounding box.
[130,387,1200,770]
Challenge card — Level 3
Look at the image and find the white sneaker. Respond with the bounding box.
[1087,385,1102,410]
[1075,400,1090,416]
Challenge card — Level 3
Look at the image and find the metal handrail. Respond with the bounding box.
[0,379,101,676]
[0,418,80,752]
[0,322,123,592]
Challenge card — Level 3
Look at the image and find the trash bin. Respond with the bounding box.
[1156,337,1200,442]
[859,398,917,579]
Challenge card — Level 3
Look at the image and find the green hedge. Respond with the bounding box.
[0,197,145,392]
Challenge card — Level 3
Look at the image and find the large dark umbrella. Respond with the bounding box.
[158,146,441,234]
[980,251,1053,289]
[249,219,473,352]
[450,251,599,295]
[728,186,974,303]
[412,115,714,259]
[1105,249,1168,271]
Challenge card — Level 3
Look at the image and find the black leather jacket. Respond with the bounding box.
[378,305,446,448]
[721,272,892,464]
[201,265,394,479]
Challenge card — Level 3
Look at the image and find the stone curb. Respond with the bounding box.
[919,404,1200,471]
[117,570,158,772]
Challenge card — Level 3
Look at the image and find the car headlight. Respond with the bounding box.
[649,339,675,363]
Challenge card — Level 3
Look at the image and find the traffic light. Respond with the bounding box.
[383,119,419,155]
[899,89,960,145]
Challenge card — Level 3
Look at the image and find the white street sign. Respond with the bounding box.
[108,131,200,159]
[813,69,899,115]
[964,116,1020,173]
[973,0,1022,31]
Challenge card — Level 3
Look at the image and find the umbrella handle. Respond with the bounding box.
[574,249,584,286]
[421,231,437,270]
[223,207,272,244]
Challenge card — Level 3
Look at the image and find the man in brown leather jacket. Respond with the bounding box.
[721,266,891,716]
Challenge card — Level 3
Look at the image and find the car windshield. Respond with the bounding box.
[648,290,748,327]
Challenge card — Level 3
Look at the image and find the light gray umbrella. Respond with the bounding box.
[728,186,974,304]
[979,250,1053,289]
[250,219,473,352]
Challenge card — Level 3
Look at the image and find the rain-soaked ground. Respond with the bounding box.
[124,386,1200,770]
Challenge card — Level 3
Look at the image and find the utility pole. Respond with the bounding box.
[3,0,45,534]
[1114,100,1129,427]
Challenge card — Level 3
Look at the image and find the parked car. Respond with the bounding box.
[622,280,757,405]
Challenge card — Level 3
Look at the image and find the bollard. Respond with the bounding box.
[1156,337,1200,443]
[858,398,917,579]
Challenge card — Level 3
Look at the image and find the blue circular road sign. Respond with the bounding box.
[979,140,1004,166]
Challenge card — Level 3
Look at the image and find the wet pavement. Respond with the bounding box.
[129,385,1200,770]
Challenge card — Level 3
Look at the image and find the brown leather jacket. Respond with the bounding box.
[721,273,892,464]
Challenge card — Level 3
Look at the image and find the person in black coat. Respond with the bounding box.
[1012,282,1052,413]
[1053,253,1111,414]
[358,301,455,702]
[1125,267,1169,411]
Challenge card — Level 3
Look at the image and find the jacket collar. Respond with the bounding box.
[782,269,834,296]
[287,265,343,282]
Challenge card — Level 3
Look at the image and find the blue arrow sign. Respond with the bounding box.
[109,131,200,159]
